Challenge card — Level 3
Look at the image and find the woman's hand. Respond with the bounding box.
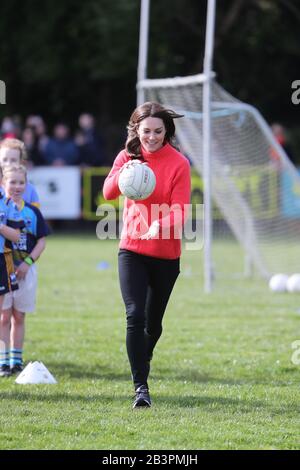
[140,220,160,240]
[119,160,147,173]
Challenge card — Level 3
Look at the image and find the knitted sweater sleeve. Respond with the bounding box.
[102,150,129,200]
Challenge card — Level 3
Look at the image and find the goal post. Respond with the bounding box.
[137,74,300,280]
[137,0,300,286]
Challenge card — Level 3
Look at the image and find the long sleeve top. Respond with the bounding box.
[103,143,191,259]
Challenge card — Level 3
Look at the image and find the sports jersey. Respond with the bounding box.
[0,193,24,253]
[22,182,40,208]
[10,201,50,266]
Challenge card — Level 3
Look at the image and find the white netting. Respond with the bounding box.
[138,75,300,278]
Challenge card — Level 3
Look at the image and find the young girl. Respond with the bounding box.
[0,168,24,377]
[0,138,40,207]
[0,165,49,376]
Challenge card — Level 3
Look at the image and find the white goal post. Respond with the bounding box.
[137,74,300,280]
[137,0,300,287]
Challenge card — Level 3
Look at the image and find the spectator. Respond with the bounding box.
[25,115,49,159]
[35,120,50,160]
[25,115,41,128]
[44,123,79,166]
[76,113,106,166]
[1,117,17,139]
[21,127,43,167]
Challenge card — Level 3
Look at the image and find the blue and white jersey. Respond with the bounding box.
[23,182,40,208]
[0,193,23,253]
[11,201,50,266]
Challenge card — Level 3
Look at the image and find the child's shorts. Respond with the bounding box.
[0,252,19,296]
[2,264,37,313]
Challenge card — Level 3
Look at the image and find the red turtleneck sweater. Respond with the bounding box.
[103,143,191,259]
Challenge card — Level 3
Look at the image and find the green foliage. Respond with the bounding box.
[0,0,140,118]
[0,0,299,156]
[0,235,300,449]
[215,0,300,124]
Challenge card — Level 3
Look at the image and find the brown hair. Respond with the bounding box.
[125,101,183,159]
[0,138,27,162]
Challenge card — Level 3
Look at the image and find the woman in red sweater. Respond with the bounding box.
[103,102,191,408]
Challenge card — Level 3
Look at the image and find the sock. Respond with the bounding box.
[10,349,23,367]
[0,350,9,367]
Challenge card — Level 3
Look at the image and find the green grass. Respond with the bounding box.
[1,235,300,450]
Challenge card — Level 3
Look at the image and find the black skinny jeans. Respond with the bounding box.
[118,249,180,390]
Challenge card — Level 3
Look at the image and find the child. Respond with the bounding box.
[0,165,49,376]
[0,168,24,377]
[0,138,40,208]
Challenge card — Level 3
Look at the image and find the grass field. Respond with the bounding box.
[0,234,300,450]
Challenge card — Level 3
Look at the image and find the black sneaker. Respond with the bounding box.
[133,385,151,408]
[10,364,24,375]
[0,365,11,377]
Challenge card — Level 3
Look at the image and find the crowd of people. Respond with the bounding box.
[0,113,106,168]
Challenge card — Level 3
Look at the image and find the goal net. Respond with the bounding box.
[138,74,300,279]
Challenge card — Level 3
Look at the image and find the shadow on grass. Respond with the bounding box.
[26,360,298,388]
[42,361,130,381]
[35,360,238,384]
[33,361,254,386]
[0,389,267,412]
[153,395,266,411]
[153,368,241,385]
[152,366,300,387]
[0,390,130,405]
[34,361,234,385]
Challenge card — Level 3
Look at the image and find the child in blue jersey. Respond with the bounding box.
[0,138,40,208]
[0,165,49,376]
[0,168,24,377]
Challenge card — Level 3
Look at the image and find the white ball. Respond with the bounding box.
[118,161,156,201]
[286,274,300,293]
[268,274,288,292]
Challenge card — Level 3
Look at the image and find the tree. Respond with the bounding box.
[0,0,299,160]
